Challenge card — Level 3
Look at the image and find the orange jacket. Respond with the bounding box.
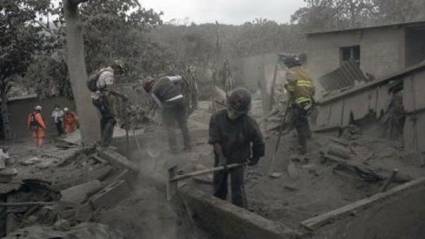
[28,111,46,139]
[64,112,79,133]
[27,112,46,130]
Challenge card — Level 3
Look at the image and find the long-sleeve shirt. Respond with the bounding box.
[208,109,265,163]
[51,110,64,124]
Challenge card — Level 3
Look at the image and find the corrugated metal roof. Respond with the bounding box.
[318,61,368,91]
[318,60,425,104]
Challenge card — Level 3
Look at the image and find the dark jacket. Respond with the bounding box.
[152,78,182,103]
[208,110,265,163]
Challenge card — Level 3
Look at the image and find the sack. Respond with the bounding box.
[87,69,109,92]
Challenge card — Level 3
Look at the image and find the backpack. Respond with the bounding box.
[29,113,40,130]
[87,69,109,92]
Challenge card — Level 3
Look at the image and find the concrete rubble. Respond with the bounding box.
[0,143,139,238]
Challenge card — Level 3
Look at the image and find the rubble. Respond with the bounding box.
[3,223,123,239]
[60,180,103,204]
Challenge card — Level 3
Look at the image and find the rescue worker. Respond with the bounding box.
[27,105,47,147]
[91,60,128,147]
[284,54,315,155]
[209,88,265,208]
[143,75,192,152]
[63,107,79,134]
[51,105,64,136]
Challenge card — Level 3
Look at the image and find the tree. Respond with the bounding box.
[291,0,378,31]
[0,0,52,139]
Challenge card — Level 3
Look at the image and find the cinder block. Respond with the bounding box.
[89,180,130,210]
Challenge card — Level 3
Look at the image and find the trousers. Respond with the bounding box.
[213,157,247,208]
[100,117,116,147]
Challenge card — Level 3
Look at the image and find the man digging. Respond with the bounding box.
[208,88,265,208]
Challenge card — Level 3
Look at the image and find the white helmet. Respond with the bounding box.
[64,107,69,112]
[34,105,42,111]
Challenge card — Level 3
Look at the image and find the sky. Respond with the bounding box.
[139,0,307,25]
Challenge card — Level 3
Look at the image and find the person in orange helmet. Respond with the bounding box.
[63,107,79,134]
[27,105,47,147]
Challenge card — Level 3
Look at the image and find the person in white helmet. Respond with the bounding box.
[63,107,79,134]
[51,105,64,136]
[27,105,47,147]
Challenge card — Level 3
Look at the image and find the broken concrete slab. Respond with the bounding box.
[178,185,301,239]
[61,180,103,204]
[98,149,140,173]
[89,180,131,210]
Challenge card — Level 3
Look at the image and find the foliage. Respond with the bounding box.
[291,0,425,32]
[0,0,53,97]
[76,0,167,79]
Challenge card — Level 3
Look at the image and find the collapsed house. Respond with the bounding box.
[306,21,425,153]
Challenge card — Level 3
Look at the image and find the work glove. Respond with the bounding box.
[248,157,259,166]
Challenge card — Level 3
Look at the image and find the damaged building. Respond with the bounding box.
[307,21,425,153]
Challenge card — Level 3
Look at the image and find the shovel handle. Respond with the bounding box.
[170,163,244,183]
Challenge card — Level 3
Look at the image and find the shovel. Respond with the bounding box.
[166,163,245,200]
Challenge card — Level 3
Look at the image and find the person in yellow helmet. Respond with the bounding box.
[284,55,315,155]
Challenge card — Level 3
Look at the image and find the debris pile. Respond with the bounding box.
[0,145,139,238]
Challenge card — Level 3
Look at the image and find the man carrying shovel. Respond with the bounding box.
[208,88,265,208]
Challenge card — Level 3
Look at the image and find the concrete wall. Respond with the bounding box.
[179,186,300,239]
[307,27,406,92]
[302,178,425,239]
[6,96,75,140]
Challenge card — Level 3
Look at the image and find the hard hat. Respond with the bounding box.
[227,88,252,114]
[111,59,125,74]
[281,54,302,69]
[64,107,69,112]
[34,105,42,111]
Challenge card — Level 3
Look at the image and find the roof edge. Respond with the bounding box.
[307,20,425,36]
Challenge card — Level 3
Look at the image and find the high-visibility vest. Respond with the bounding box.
[286,66,315,105]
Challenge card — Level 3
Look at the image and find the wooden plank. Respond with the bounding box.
[301,177,425,231]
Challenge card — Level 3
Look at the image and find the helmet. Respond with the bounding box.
[64,107,69,112]
[227,88,252,114]
[143,78,155,93]
[34,105,42,111]
[111,60,125,73]
[281,54,302,69]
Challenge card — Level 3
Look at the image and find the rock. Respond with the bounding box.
[284,185,298,192]
[0,168,18,176]
[326,143,352,160]
[269,172,283,179]
[287,162,299,179]
[61,180,103,204]
[21,157,42,166]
